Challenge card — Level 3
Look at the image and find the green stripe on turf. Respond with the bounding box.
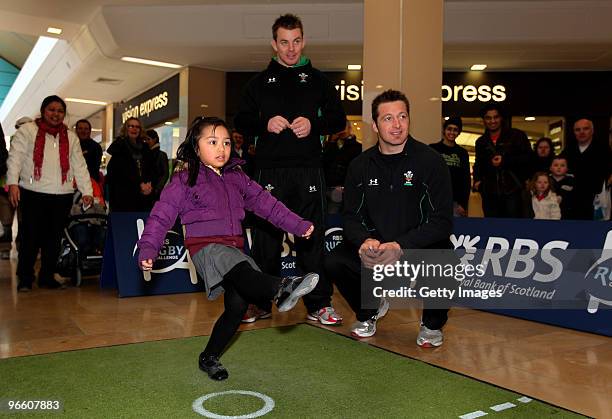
[0,325,584,418]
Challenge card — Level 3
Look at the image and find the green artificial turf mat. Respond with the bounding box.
[0,324,584,418]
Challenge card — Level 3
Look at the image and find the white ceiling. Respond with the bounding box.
[1,0,612,132]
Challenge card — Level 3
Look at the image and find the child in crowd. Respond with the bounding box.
[525,171,561,220]
[70,177,107,256]
[549,156,575,219]
[137,117,318,381]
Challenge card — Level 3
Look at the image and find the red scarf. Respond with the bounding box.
[33,118,70,183]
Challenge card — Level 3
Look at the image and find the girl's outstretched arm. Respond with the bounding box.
[137,173,186,266]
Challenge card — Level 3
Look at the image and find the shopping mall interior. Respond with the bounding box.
[0,1,611,418]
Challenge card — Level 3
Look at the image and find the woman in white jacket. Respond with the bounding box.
[7,95,93,291]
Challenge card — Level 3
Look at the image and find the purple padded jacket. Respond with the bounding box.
[137,159,312,263]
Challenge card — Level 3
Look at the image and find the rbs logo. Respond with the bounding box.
[451,234,569,283]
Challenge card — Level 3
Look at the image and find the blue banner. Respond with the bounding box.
[452,218,612,336]
[101,211,611,337]
[101,213,201,297]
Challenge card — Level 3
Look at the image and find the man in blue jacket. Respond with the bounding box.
[235,13,346,325]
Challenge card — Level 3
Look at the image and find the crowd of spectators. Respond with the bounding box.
[2,93,611,293]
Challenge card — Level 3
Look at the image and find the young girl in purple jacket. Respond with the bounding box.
[137,117,318,381]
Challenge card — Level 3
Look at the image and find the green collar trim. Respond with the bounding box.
[273,55,310,67]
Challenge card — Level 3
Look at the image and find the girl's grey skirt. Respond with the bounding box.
[190,243,260,300]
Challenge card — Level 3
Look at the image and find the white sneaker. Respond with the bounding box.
[306,306,343,325]
[416,324,444,347]
[350,298,389,338]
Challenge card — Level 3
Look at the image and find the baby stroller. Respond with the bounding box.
[56,189,108,286]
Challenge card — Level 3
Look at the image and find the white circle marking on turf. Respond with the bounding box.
[192,390,275,418]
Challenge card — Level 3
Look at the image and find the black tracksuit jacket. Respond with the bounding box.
[343,137,453,250]
[234,58,346,169]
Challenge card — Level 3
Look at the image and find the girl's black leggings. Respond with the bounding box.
[203,261,281,358]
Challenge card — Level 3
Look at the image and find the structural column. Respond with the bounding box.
[362,0,443,148]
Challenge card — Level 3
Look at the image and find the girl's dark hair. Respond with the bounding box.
[176,116,229,186]
[40,95,66,115]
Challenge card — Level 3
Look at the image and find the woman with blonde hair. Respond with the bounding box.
[106,117,156,212]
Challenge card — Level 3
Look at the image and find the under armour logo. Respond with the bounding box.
[368,178,379,186]
[267,77,276,83]
[309,185,317,193]
[265,184,274,192]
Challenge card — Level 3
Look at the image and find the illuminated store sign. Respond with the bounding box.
[113,74,179,132]
[441,84,506,103]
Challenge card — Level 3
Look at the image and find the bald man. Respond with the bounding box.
[561,119,612,220]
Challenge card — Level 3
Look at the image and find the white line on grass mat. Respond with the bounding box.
[459,396,533,418]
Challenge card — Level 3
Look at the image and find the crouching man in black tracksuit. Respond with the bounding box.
[325,90,453,346]
[235,14,347,325]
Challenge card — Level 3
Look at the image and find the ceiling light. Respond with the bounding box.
[121,56,182,69]
[347,64,361,71]
[375,85,383,89]
[164,122,173,125]
[525,116,536,121]
[65,98,107,106]
[470,64,487,71]
[47,27,62,35]
[444,117,449,121]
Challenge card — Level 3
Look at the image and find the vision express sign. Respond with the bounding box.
[113,74,179,133]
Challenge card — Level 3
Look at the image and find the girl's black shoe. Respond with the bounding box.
[198,353,229,381]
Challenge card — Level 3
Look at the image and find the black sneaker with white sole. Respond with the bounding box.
[198,353,229,381]
[274,273,319,312]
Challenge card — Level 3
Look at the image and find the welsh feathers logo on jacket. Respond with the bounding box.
[298,72,309,83]
[403,171,414,186]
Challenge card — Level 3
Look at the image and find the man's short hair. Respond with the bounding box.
[552,155,567,164]
[480,103,504,119]
[272,14,303,40]
[75,119,91,129]
[371,89,410,123]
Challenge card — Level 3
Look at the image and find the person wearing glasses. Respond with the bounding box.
[106,117,156,212]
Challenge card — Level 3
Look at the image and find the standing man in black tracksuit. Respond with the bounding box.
[235,14,346,325]
[324,90,453,347]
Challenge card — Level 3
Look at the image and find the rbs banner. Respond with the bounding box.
[452,218,612,336]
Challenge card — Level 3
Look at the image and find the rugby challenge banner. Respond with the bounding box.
[101,212,201,297]
[100,213,344,297]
